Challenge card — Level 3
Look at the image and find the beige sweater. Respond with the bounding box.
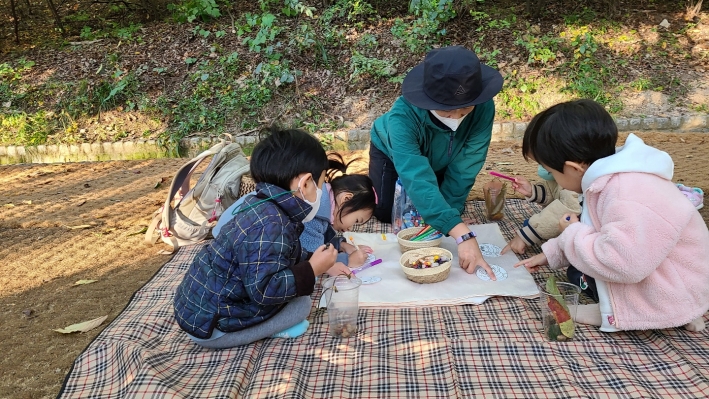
[518,180,581,246]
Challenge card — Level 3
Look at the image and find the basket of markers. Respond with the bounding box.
[396,225,443,253]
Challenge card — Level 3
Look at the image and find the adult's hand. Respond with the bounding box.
[450,222,495,280]
[457,239,494,279]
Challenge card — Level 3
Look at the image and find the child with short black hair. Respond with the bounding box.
[515,99,709,332]
[300,154,377,267]
[174,127,350,348]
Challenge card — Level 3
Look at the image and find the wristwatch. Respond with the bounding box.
[455,231,477,245]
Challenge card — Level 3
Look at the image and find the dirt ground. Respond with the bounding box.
[1,132,709,399]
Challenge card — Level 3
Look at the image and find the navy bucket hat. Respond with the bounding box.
[402,46,504,110]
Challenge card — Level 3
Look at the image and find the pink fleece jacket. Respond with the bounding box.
[542,135,709,331]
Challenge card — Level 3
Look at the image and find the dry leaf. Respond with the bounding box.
[4,203,15,208]
[22,200,32,205]
[154,177,166,189]
[76,199,87,207]
[73,279,98,286]
[53,315,108,334]
[66,225,93,230]
[127,226,148,236]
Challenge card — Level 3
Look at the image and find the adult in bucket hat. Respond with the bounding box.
[368,45,503,277]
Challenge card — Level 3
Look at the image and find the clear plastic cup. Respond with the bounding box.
[484,180,507,221]
[540,282,581,341]
[323,275,362,338]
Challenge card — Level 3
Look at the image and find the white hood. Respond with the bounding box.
[581,134,674,192]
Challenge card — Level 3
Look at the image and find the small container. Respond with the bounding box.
[540,282,581,341]
[323,275,362,338]
[483,180,507,221]
[396,227,443,253]
[399,248,453,284]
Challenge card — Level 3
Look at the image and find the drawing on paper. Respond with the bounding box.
[476,264,508,281]
[479,243,502,257]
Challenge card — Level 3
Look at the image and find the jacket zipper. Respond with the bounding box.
[448,132,454,157]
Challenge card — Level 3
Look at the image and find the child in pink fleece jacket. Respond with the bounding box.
[515,99,709,332]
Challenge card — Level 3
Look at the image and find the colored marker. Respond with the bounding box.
[489,171,517,182]
[351,259,382,275]
[566,216,571,221]
[412,225,431,238]
[413,229,438,241]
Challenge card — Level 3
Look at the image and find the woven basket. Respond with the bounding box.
[396,227,443,253]
[399,247,453,284]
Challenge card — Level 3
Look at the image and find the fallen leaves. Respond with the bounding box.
[154,177,166,189]
[127,226,148,236]
[73,279,98,286]
[53,315,108,334]
[65,224,93,230]
[76,199,87,207]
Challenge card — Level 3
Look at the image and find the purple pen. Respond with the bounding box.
[351,258,382,275]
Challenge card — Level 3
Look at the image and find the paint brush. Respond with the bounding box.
[489,171,517,182]
[348,235,361,252]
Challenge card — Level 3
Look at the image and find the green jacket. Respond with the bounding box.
[370,96,494,234]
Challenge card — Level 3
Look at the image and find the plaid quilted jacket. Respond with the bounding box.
[173,183,315,339]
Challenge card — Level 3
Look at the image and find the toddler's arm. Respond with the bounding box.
[518,190,581,247]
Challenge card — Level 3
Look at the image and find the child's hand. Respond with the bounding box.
[514,253,548,273]
[347,249,368,268]
[310,244,338,276]
[511,176,533,197]
[326,262,351,277]
[559,213,579,233]
[502,234,527,255]
[358,245,373,254]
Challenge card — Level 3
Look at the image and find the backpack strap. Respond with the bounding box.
[144,141,228,246]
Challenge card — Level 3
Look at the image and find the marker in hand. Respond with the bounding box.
[350,258,382,275]
[489,171,517,182]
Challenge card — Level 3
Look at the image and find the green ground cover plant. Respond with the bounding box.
[1,0,707,154]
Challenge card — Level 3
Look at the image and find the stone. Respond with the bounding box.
[501,122,514,139]
[655,117,670,130]
[641,117,656,130]
[615,118,628,131]
[670,116,682,129]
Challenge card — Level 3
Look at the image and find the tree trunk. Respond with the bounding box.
[10,0,20,44]
[45,0,65,34]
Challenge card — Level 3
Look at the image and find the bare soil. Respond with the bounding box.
[1,133,709,398]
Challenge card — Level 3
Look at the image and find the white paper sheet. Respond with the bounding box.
[319,223,539,309]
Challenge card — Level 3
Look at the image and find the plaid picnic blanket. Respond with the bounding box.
[58,200,709,399]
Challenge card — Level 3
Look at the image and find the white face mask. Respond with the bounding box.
[297,176,322,222]
[431,110,467,131]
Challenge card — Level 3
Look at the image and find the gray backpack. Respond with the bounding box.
[145,140,251,252]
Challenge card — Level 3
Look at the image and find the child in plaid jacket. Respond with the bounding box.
[173,128,350,348]
[502,165,581,255]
